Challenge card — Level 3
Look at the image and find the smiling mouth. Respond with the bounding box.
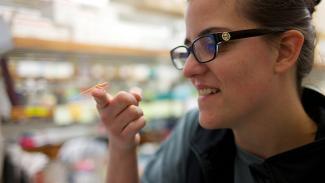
[198,88,220,96]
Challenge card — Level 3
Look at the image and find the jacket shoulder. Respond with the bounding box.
[141,108,200,183]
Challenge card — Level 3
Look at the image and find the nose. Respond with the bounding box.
[182,54,206,78]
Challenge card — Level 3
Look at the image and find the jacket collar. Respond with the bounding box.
[190,127,235,182]
[301,87,325,139]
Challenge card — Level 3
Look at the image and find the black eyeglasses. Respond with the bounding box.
[170,28,287,70]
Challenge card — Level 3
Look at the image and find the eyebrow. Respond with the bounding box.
[184,27,232,46]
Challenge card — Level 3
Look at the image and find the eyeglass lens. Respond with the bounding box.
[171,35,217,69]
[171,46,189,69]
[193,35,216,62]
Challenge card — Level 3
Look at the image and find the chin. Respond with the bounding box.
[198,112,225,129]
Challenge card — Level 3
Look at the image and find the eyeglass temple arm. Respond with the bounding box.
[216,29,286,42]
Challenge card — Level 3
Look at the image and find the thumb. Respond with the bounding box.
[91,88,113,108]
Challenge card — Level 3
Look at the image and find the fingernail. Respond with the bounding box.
[130,87,143,97]
[137,107,143,116]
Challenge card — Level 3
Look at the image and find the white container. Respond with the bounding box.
[0,17,13,55]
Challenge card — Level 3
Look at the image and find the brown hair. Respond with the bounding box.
[238,0,321,93]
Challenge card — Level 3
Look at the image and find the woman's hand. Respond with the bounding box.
[91,88,145,151]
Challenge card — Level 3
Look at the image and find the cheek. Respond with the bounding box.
[230,60,272,93]
[215,44,275,108]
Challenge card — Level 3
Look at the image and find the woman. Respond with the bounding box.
[92,0,325,182]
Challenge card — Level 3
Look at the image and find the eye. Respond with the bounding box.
[201,36,215,53]
[217,42,232,53]
[196,35,216,54]
[206,42,215,54]
[191,34,218,62]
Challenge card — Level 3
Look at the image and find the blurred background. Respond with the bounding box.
[0,0,324,183]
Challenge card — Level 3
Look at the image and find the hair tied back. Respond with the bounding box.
[314,0,322,5]
[306,0,322,14]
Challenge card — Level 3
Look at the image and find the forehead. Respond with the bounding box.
[185,0,256,40]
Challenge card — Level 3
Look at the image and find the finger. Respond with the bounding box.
[109,91,139,117]
[109,105,143,134]
[129,87,143,103]
[121,116,146,138]
[95,91,140,127]
[91,88,112,109]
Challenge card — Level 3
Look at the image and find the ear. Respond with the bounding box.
[273,30,304,74]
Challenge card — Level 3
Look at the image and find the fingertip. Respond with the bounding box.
[133,93,142,102]
[129,87,143,102]
[91,88,106,97]
[91,88,112,106]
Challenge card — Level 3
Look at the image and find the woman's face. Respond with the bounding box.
[184,0,279,129]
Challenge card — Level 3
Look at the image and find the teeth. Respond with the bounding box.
[198,88,220,96]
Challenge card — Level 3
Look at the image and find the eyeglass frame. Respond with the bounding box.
[170,28,287,70]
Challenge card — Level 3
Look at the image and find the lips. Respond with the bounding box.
[198,88,220,96]
[192,80,221,97]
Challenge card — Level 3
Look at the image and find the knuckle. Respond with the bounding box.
[115,91,137,105]
[121,118,146,138]
[135,117,146,130]
[116,91,128,97]
[139,117,146,127]
[120,129,129,137]
[133,117,146,130]
[128,106,142,119]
